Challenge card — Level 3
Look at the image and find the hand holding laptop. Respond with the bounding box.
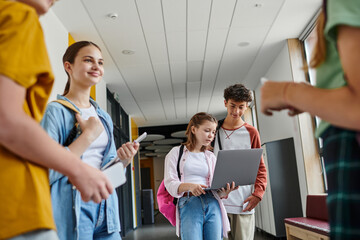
[217,181,239,199]
[179,183,208,197]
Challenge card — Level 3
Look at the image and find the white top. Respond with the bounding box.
[183,151,209,186]
[80,105,108,169]
[214,126,254,215]
[163,146,230,237]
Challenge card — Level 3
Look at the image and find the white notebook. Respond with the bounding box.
[102,162,126,189]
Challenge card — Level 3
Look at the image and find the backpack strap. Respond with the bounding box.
[52,100,81,147]
[173,144,184,205]
[217,132,223,150]
[53,99,80,114]
[216,119,224,150]
[177,145,184,180]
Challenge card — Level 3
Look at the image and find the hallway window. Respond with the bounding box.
[302,16,328,191]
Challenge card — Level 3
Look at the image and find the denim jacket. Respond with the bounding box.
[40,95,120,240]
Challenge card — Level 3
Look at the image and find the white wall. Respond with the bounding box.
[96,80,107,110]
[255,42,307,214]
[40,10,108,109]
[40,10,68,102]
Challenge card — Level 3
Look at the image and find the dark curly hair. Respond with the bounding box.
[223,84,252,103]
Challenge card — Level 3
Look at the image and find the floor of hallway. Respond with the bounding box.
[123,211,281,240]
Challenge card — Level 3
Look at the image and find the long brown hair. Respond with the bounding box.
[310,9,326,68]
[184,112,217,152]
[62,41,101,95]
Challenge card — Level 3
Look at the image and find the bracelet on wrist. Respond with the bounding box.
[282,82,291,103]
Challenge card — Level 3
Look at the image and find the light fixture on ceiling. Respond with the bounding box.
[145,145,172,150]
[238,42,250,47]
[153,138,183,145]
[122,50,135,55]
[108,13,118,19]
[171,130,187,138]
[141,134,165,141]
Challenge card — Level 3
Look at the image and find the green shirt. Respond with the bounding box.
[315,0,360,137]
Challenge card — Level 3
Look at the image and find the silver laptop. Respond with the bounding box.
[210,149,263,190]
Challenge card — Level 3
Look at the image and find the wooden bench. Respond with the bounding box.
[284,194,329,240]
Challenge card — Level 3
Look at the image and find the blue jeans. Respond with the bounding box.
[79,200,121,240]
[179,192,223,240]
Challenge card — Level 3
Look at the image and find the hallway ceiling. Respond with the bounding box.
[52,0,321,127]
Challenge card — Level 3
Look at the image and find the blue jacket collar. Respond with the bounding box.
[56,94,99,112]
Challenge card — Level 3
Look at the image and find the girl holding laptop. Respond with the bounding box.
[164,112,238,240]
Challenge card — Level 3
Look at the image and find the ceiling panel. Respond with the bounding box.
[161,100,177,120]
[224,27,269,58]
[138,100,166,119]
[232,0,285,28]
[106,82,144,118]
[136,0,164,34]
[170,61,187,84]
[187,30,208,62]
[175,98,187,119]
[217,59,253,85]
[122,65,161,102]
[187,82,201,100]
[187,82,201,117]
[167,32,187,62]
[173,83,186,99]
[201,61,220,85]
[51,0,322,127]
[209,0,237,30]
[208,90,226,114]
[152,64,177,119]
[198,95,212,112]
[188,0,212,31]
[153,64,171,88]
[85,0,151,67]
[205,29,229,61]
[104,34,150,67]
[145,33,168,64]
[187,61,203,83]
[86,0,142,35]
[198,61,220,110]
[162,0,187,33]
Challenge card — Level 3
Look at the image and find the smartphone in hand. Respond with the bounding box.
[134,132,147,143]
[101,132,147,171]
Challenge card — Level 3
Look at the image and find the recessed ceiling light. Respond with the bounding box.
[108,13,118,19]
[238,42,250,47]
[122,50,135,55]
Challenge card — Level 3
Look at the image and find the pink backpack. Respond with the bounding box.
[157,145,184,226]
